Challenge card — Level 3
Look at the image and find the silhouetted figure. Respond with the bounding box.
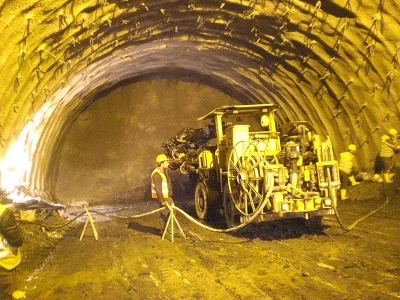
[0,202,25,299]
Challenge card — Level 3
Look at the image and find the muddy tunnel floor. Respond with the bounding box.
[14,176,400,300]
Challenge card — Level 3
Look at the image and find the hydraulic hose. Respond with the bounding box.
[172,170,275,233]
[22,210,87,229]
[27,170,390,235]
[333,181,390,231]
[31,176,389,234]
[92,171,276,233]
[21,206,126,229]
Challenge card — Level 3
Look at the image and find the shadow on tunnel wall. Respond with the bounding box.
[52,79,239,205]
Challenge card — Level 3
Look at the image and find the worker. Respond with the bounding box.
[151,154,175,234]
[375,128,400,183]
[339,144,359,200]
[0,202,25,300]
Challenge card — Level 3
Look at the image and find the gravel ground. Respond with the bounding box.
[11,171,400,300]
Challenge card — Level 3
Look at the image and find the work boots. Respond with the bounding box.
[383,173,394,183]
[349,175,360,186]
[340,189,349,200]
[372,174,383,182]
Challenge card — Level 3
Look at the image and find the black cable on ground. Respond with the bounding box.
[21,211,87,229]
[20,207,124,229]
[333,181,390,231]
[94,207,164,219]
[20,173,388,234]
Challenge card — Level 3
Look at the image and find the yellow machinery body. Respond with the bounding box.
[163,104,339,228]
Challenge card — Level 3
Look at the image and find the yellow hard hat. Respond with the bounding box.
[348,144,357,151]
[156,154,168,163]
[260,115,269,128]
[389,128,398,137]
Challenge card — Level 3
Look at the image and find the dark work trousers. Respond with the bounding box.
[381,156,394,173]
[374,154,384,174]
[339,171,350,189]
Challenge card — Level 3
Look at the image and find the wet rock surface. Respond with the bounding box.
[16,174,400,300]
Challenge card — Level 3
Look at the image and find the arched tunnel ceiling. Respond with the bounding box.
[0,0,399,202]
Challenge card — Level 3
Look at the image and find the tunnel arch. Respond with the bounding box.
[0,0,399,203]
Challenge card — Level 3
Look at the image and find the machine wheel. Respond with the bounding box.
[195,181,209,220]
[226,140,267,217]
[223,183,241,228]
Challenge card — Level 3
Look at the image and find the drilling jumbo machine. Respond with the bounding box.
[161,104,339,228]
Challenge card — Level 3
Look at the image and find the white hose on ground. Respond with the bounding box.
[169,171,275,233]
[99,171,275,233]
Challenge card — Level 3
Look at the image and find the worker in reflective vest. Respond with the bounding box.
[0,203,25,299]
[151,154,174,233]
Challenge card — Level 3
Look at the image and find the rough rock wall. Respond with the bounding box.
[54,80,238,203]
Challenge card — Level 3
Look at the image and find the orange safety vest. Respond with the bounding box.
[151,168,169,199]
[0,205,22,270]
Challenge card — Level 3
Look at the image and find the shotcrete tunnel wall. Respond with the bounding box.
[0,0,399,204]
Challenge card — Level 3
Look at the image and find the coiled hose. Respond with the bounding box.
[26,172,386,233]
[27,172,275,233]
[96,171,275,233]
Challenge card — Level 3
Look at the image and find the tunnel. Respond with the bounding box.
[0,0,399,206]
